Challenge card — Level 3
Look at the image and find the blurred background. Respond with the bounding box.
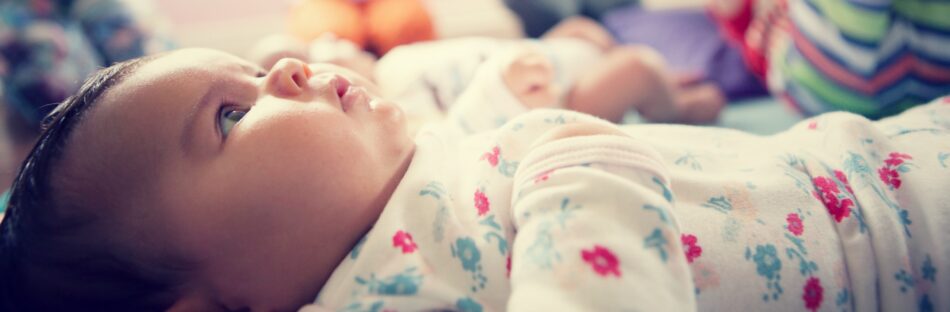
[3,0,949,212]
[0,0,713,196]
[150,0,702,55]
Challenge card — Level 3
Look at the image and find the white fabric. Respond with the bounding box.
[375,37,602,126]
[313,94,950,311]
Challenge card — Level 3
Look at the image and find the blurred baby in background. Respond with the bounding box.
[248,17,726,132]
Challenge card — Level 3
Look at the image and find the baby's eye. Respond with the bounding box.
[219,107,247,138]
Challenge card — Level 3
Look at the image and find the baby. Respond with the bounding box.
[1,49,948,312]
[248,17,723,128]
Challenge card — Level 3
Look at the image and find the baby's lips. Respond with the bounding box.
[309,72,351,99]
[341,86,373,113]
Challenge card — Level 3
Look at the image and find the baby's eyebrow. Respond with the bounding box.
[179,82,224,154]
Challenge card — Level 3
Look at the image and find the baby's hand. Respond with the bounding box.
[501,47,561,109]
[530,122,631,150]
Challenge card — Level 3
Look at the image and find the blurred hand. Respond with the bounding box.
[501,46,561,109]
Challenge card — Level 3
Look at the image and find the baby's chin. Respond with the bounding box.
[373,99,408,131]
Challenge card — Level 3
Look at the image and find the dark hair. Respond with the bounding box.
[0,55,179,311]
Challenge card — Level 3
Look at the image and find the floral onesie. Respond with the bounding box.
[314,93,950,311]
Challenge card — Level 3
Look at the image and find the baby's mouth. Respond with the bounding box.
[341,86,374,113]
[330,75,351,99]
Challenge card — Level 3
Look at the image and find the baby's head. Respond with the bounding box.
[0,48,415,311]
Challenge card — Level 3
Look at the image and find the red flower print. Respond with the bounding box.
[833,170,853,194]
[392,230,418,254]
[581,245,621,277]
[813,176,839,194]
[884,157,904,167]
[681,234,702,263]
[878,152,913,190]
[820,193,853,222]
[506,254,512,278]
[878,167,901,189]
[786,213,804,236]
[890,152,912,160]
[534,169,555,184]
[474,189,490,216]
[480,146,500,167]
[813,175,852,222]
[803,277,823,312]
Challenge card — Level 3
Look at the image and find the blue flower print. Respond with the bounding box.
[920,294,933,312]
[452,236,487,291]
[456,297,483,312]
[922,254,936,282]
[376,273,421,295]
[354,267,423,296]
[754,244,782,279]
[342,300,384,312]
[349,235,367,260]
[746,244,784,301]
[453,237,482,272]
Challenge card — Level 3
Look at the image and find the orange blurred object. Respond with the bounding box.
[288,0,435,55]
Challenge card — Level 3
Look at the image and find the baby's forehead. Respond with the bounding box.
[66,50,242,179]
[130,49,246,83]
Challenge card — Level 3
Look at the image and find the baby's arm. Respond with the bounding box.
[506,125,696,311]
[445,45,565,134]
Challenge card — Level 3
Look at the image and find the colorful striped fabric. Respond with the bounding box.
[711,0,950,118]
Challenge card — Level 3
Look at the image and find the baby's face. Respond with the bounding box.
[68,49,414,310]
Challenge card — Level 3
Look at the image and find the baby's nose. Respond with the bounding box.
[264,58,313,98]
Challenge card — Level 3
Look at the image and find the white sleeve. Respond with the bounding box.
[507,135,697,311]
[445,55,529,135]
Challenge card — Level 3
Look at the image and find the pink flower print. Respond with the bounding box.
[878,167,901,189]
[480,146,500,167]
[813,176,852,222]
[803,277,824,312]
[581,245,621,277]
[506,254,512,278]
[786,213,804,236]
[890,152,912,160]
[807,121,818,130]
[878,152,913,190]
[392,230,418,254]
[884,157,904,167]
[821,193,853,222]
[833,170,853,194]
[681,234,702,263]
[534,169,556,184]
[813,176,839,194]
[474,189,490,216]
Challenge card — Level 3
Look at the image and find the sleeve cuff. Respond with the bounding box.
[513,134,669,189]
